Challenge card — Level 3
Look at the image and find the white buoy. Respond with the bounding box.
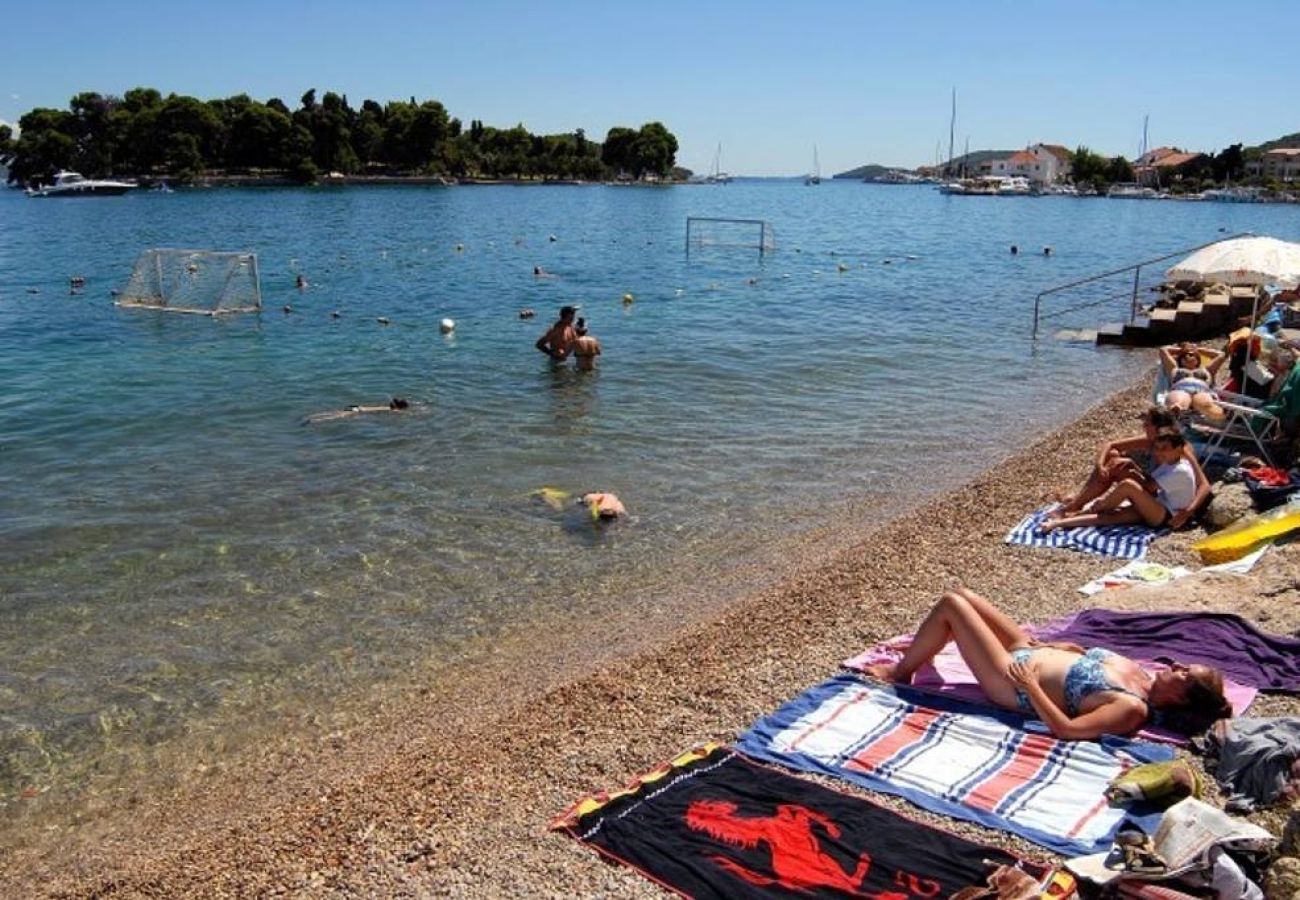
[440,318,456,334]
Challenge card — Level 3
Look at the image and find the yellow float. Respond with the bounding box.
[1192,498,1300,564]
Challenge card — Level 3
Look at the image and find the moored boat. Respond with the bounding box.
[27,170,136,197]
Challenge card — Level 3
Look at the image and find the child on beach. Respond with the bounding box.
[1042,428,1195,531]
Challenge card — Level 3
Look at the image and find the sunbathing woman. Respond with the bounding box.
[1051,405,1209,529]
[865,587,1230,740]
[1160,342,1227,419]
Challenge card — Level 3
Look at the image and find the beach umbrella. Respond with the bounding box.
[1166,236,1300,288]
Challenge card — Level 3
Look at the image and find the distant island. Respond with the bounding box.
[0,88,681,187]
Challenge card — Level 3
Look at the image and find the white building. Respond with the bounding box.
[1247,148,1300,182]
[981,143,1072,185]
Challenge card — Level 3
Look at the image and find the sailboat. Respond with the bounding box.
[805,145,821,185]
[706,143,732,184]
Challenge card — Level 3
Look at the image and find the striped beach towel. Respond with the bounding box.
[736,675,1173,856]
[1005,505,1165,559]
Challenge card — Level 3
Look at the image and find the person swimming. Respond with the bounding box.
[535,305,577,361]
[303,397,410,424]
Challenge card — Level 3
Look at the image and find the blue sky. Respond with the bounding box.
[1,1,1294,176]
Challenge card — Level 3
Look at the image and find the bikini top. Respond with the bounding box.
[1062,648,1149,716]
[1171,365,1211,384]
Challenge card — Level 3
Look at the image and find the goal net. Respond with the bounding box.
[116,248,262,315]
[685,217,776,255]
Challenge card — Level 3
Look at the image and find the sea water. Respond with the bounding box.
[0,181,1296,817]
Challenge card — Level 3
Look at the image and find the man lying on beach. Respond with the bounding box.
[303,397,410,424]
[1050,405,1209,530]
[1041,429,1195,532]
[864,587,1230,740]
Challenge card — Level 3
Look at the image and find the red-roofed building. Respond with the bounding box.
[981,143,1073,185]
[1134,146,1205,185]
[1246,148,1300,182]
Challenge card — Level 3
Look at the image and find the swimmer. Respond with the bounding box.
[573,319,601,371]
[283,304,293,314]
[1043,246,1053,257]
[535,305,577,361]
[296,274,308,290]
[581,492,625,520]
[1010,245,1019,255]
[533,265,557,278]
[377,317,391,325]
[519,308,535,319]
[303,397,411,425]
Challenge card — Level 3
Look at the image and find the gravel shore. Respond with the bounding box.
[5,371,1299,898]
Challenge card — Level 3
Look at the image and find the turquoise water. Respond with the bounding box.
[1,182,1297,808]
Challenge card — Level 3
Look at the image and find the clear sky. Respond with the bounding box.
[1,0,1294,176]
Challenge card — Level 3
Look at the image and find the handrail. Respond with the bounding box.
[1031,231,1255,338]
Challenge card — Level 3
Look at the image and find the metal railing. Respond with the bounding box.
[1031,232,1255,338]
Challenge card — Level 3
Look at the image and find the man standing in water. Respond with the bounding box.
[535,305,577,361]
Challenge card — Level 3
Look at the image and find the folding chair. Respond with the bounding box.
[1181,390,1285,467]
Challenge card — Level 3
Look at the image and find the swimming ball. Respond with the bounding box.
[440,318,456,333]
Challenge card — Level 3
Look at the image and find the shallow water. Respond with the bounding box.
[0,181,1296,810]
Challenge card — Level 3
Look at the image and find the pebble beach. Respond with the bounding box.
[4,370,1299,898]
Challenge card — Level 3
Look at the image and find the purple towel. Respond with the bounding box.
[1045,610,1300,693]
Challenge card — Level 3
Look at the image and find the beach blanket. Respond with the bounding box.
[737,676,1173,856]
[1046,609,1300,693]
[1005,505,1165,559]
[842,634,1257,745]
[553,742,1046,899]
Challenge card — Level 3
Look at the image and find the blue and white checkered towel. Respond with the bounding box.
[1005,505,1165,559]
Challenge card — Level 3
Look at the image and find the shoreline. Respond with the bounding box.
[5,371,1299,896]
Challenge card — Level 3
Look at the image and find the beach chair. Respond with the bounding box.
[1181,391,1286,468]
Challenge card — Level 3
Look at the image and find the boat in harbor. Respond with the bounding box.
[1107,182,1159,199]
[872,169,925,185]
[27,170,136,197]
[940,175,1031,196]
[804,146,821,185]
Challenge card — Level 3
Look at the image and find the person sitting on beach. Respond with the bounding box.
[535,305,577,361]
[864,587,1230,740]
[1042,428,1195,532]
[572,318,602,371]
[1050,405,1209,530]
[1159,342,1227,419]
[304,397,410,424]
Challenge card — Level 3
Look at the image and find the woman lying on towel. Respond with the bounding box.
[865,587,1230,740]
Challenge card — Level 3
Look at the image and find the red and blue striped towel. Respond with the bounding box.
[737,675,1173,856]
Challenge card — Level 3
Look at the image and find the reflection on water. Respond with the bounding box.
[0,182,1294,821]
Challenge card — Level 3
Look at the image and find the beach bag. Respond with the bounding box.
[1106,760,1204,808]
[1242,467,1300,512]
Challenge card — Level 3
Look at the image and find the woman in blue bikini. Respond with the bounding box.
[865,587,1230,740]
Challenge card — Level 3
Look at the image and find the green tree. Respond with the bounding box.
[1069,146,1108,184]
[632,121,677,177]
[601,126,637,176]
[1105,155,1134,184]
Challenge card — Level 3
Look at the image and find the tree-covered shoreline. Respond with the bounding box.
[0,89,680,187]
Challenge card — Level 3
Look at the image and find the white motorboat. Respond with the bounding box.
[872,170,924,185]
[27,170,136,197]
[1106,183,1158,199]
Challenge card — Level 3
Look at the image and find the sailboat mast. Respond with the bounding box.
[946,88,956,177]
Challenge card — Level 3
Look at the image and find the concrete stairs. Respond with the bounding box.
[1095,287,1262,346]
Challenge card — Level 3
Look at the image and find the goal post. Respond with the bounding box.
[685,217,776,256]
[115,248,262,315]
